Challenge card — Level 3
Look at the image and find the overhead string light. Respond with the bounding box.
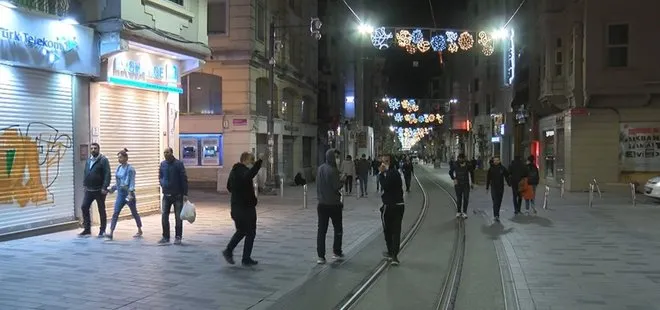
[370,27,503,56]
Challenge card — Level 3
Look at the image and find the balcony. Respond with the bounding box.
[12,0,77,17]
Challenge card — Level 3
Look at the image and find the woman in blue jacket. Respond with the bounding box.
[106,148,143,240]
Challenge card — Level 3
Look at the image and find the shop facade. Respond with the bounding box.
[0,7,98,235]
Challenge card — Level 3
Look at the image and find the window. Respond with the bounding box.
[256,1,266,42]
[473,78,480,92]
[166,0,183,5]
[554,38,563,76]
[208,2,228,34]
[607,24,629,67]
[180,73,223,114]
[473,103,480,116]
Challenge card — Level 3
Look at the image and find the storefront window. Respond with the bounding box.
[180,73,222,114]
[179,134,223,166]
[543,130,555,178]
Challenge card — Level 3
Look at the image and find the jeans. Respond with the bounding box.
[317,203,343,258]
[525,185,537,210]
[381,204,404,258]
[454,184,470,213]
[511,186,522,213]
[404,174,412,191]
[358,175,368,196]
[110,189,142,231]
[344,176,353,194]
[226,208,257,260]
[161,195,184,239]
[81,190,107,233]
[491,188,504,217]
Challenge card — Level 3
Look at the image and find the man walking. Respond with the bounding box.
[486,156,510,221]
[508,156,528,215]
[449,154,473,219]
[316,149,345,264]
[341,155,355,195]
[401,157,414,192]
[158,147,189,245]
[223,152,263,266]
[79,143,111,237]
[378,154,404,265]
[356,154,370,197]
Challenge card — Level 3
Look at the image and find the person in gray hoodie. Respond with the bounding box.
[316,148,345,264]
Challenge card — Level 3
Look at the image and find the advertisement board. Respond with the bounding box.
[620,123,660,172]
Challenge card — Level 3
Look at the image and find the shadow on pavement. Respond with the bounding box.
[509,215,554,227]
[480,222,514,240]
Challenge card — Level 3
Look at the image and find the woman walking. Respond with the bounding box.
[106,149,143,240]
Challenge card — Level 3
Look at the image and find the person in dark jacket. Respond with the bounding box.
[223,152,263,266]
[525,155,540,214]
[316,149,345,264]
[378,154,404,265]
[79,143,111,237]
[356,154,371,197]
[508,156,528,215]
[486,156,510,221]
[449,154,474,219]
[401,158,414,192]
[158,147,189,245]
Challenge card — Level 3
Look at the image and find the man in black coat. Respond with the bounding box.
[486,156,510,221]
[378,154,405,265]
[223,152,263,266]
[449,154,474,219]
[79,143,111,237]
[508,156,529,215]
[401,158,414,192]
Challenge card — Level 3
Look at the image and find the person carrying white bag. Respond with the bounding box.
[180,200,196,224]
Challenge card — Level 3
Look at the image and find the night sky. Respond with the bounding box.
[360,0,466,98]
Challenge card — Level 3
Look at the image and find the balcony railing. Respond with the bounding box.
[12,0,72,16]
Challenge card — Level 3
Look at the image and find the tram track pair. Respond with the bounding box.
[335,172,466,310]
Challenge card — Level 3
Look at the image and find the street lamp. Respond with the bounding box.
[358,23,374,34]
[265,18,322,192]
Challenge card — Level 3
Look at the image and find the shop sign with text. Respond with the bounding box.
[106,51,182,93]
[620,122,660,171]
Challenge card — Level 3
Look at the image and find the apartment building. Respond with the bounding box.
[530,0,660,191]
[180,0,320,189]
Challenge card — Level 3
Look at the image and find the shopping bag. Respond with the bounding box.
[180,200,197,224]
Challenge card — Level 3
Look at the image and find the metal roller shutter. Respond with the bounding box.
[282,136,294,180]
[0,65,75,235]
[99,85,161,216]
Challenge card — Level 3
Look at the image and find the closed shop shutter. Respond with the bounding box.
[0,66,75,235]
[283,136,294,179]
[99,85,161,216]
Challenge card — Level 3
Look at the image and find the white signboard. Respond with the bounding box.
[620,122,660,172]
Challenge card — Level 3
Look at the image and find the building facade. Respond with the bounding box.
[181,0,319,191]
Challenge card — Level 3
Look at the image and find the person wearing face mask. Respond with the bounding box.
[106,149,143,240]
[486,156,510,221]
[223,152,263,266]
[449,154,474,219]
[378,154,405,265]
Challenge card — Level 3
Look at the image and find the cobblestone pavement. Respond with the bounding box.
[0,182,385,310]
[426,166,660,310]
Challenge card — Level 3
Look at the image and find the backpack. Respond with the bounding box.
[528,167,539,185]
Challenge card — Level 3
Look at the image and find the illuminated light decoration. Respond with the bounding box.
[417,41,431,52]
[411,29,424,44]
[417,115,425,123]
[405,44,416,54]
[445,31,458,43]
[477,31,495,56]
[448,43,459,53]
[400,99,409,110]
[370,27,393,50]
[396,30,412,47]
[503,29,515,86]
[458,32,474,50]
[403,114,412,122]
[394,113,403,122]
[388,98,401,110]
[430,35,446,51]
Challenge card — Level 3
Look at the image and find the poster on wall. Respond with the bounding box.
[180,138,198,166]
[620,123,660,172]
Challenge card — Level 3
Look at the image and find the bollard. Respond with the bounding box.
[630,182,637,207]
[253,179,258,198]
[303,184,308,209]
[592,178,602,198]
[560,179,565,198]
[588,183,595,207]
[543,185,550,209]
[356,179,360,199]
[280,177,284,197]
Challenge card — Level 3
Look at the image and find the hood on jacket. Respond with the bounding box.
[325,149,337,167]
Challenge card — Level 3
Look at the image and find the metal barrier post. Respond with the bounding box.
[356,179,360,199]
[593,178,602,198]
[543,185,550,209]
[588,182,595,207]
[560,178,565,198]
[280,177,284,197]
[303,184,308,209]
[630,182,637,207]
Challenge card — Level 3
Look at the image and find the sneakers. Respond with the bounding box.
[461,213,468,219]
[78,230,91,237]
[382,251,393,261]
[133,231,143,238]
[242,258,258,266]
[97,231,106,238]
[332,253,345,261]
[456,212,462,218]
[222,249,235,265]
[391,258,400,266]
[157,238,170,245]
[494,216,500,222]
[317,257,327,264]
[104,233,113,241]
[173,238,182,245]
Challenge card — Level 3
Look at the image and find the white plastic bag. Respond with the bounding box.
[180,200,196,224]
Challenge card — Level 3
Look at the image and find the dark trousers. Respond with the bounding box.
[317,203,343,258]
[110,190,142,231]
[375,174,381,191]
[491,188,504,217]
[454,184,470,213]
[161,195,184,239]
[344,176,353,193]
[358,174,368,196]
[226,208,257,260]
[81,190,107,233]
[511,186,522,213]
[404,174,412,191]
[380,204,404,258]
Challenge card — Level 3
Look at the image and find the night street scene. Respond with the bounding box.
[1,0,660,309]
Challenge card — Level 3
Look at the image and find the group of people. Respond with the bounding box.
[78,144,189,244]
[449,153,540,222]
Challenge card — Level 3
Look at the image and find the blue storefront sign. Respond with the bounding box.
[0,7,99,76]
[105,50,183,93]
